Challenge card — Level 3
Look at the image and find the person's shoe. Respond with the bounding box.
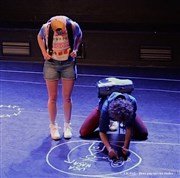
[109,121,119,131]
[49,123,61,140]
[64,123,72,139]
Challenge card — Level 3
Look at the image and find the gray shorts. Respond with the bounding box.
[43,59,77,80]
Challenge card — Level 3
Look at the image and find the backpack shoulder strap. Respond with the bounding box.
[48,25,54,55]
[66,19,74,53]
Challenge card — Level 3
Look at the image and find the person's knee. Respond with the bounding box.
[48,97,57,104]
[141,131,148,140]
[133,131,148,140]
[63,96,72,103]
[79,127,88,137]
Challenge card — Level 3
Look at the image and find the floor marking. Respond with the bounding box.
[135,88,180,93]
[0,104,22,118]
[46,140,142,177]
[130,141,180,146]
[0,69,42,74]
[1,69,180,82]
[1,79,180,93]
[144,120,180,126]
[94,140,180,147]
[0,79,45,85]
[79,74,180,82]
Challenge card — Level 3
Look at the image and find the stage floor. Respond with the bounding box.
[0,61,180,178]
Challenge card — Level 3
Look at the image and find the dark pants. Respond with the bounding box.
[79,107,148,140]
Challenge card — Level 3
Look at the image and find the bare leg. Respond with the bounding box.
[46,79,60,140]
[46,80,59,124]
[61,79,74,124]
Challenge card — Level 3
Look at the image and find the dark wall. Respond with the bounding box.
[0,0,180,67]
[1,0,180,30]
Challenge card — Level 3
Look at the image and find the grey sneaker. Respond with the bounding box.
[64,123,72,139]
[49,123,60,140]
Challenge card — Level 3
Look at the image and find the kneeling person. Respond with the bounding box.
[79,92,148,160]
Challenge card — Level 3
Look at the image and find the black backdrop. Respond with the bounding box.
[0,0,180,67]
[0,0,180,32]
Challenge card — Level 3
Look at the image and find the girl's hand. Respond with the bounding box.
[122,146,131,160]
[70,49,78,58]
[122,146,129,155]
[42,51,51,60]
[108,148,119,160]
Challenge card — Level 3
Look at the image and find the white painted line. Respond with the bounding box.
[0,79,180,93]
[130,141,180,146]
[0,69,180,82]
[46,140,142,177]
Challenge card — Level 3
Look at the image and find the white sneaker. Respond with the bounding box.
[64,123,72,139]
[109,121,119,131]
[49,123,60,140]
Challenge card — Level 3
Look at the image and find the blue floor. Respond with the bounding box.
[0,60,180,178]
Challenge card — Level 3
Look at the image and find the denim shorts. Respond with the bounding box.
[43,59,77,80]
